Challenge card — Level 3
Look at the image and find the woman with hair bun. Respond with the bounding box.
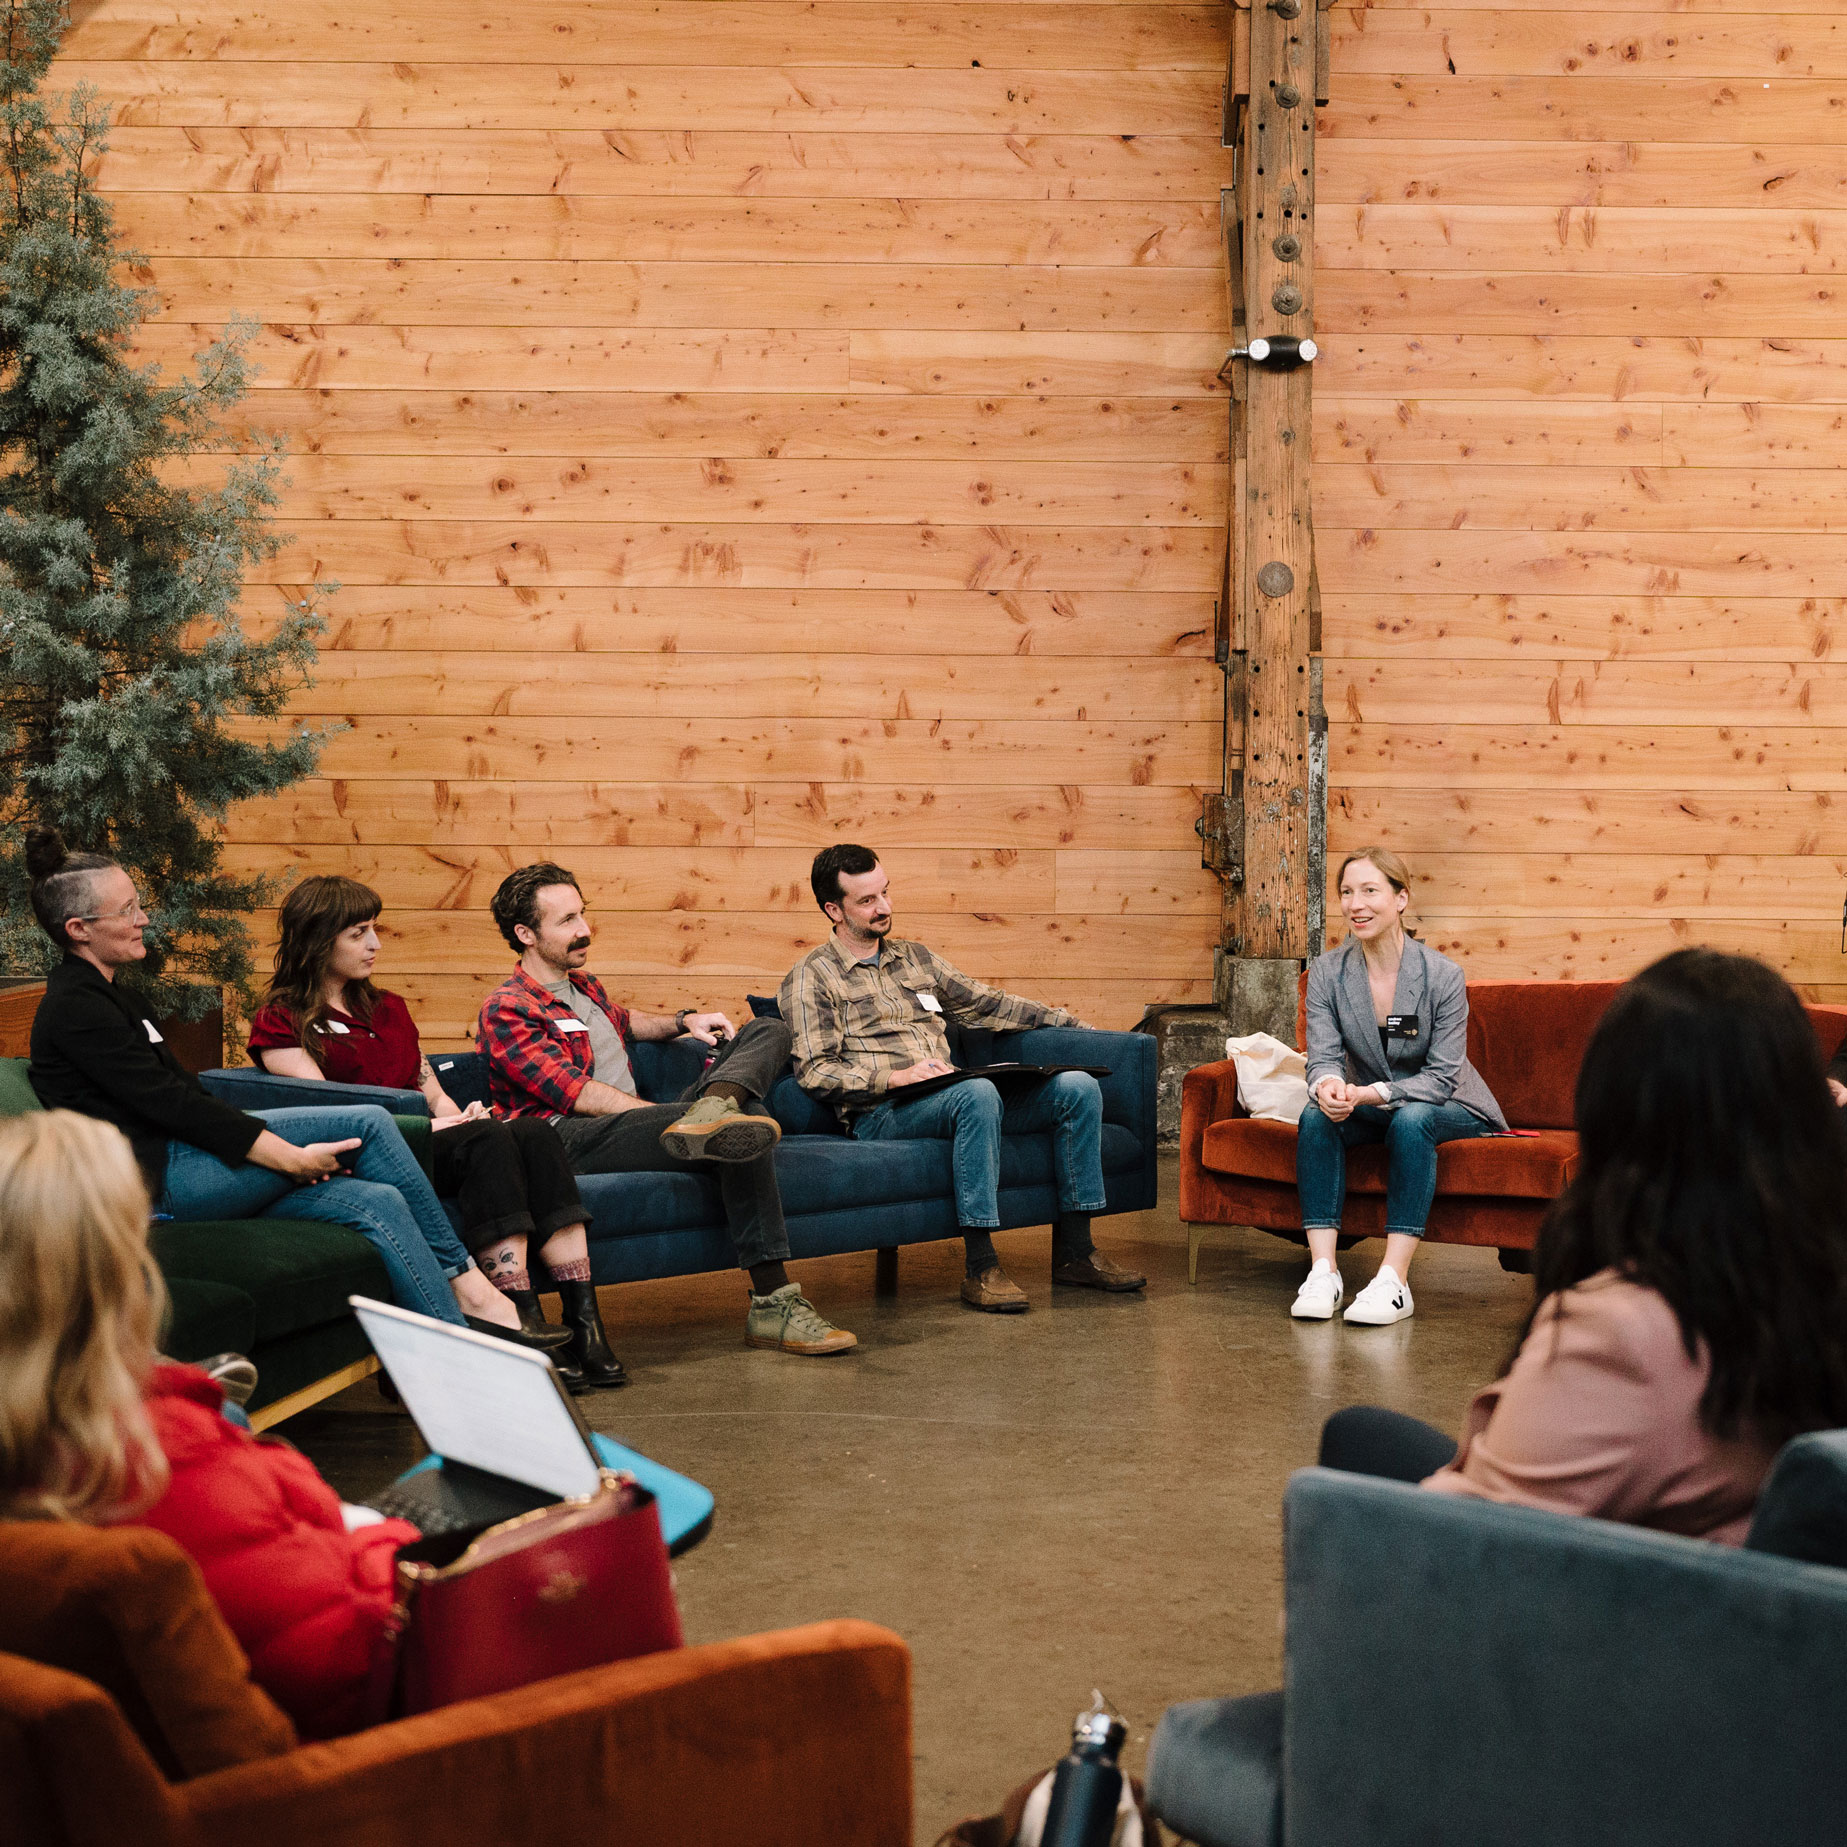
[247,875,622,1389]
[1291,848,1506,1326]
[21,827,568,1352]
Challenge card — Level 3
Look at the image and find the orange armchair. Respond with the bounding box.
[1,1524,912,1847]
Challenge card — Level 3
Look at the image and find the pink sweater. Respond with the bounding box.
[1423,1270,1778,1545]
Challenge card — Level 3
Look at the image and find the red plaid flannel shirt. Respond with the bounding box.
[476,966,634,1119]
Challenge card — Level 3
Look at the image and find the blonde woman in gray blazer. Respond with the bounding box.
[1293,850,1507,1325]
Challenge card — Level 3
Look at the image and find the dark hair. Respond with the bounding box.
[261,876,384,1071]
[810,844,879,913]
[1527,948,1847,1446]
[490,862,581,952]
[24,827,120,949]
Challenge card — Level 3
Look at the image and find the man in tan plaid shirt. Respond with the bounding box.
[779,844,1147,1312]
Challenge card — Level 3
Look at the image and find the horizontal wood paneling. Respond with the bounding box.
[255,522,1222,591]
[1319,77,1847,146]
[112,195,1224,266]
[94,130,1237,200]
[264,717,1222,784]
[64,5,1232,69]
[78,0,1228,1045]
[142,260,1225,331]
[288,653,1221,721]
[193,456,1226,527]
[1320,138,1847,208]
[224,781,1212,849]
[1320,596,1847,660]
[218,394,1232,462]
[263,588,1220,657]
[68,62,1228,133]
[392,976,1212,1050]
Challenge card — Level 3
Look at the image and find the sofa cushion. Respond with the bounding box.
[150,1219,391,1343]
[578,1123,1145,1241]
[161,1277,258,1364]
[0,1055,42,1116]
[1200,1118,1577,1200]
[1466,982,1621,1130]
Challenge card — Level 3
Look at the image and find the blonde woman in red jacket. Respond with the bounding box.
[0,1109,417,1738]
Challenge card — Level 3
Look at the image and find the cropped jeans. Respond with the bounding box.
[157,1104,472,1325]
[851,1070,1107,1230]
[1295,1098,1495,1239]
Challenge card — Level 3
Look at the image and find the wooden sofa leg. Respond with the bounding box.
[875,1246,899,1295]
[1187,1225,1206,1285]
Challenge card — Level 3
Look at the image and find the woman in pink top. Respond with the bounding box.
[1323,948,1847,1543]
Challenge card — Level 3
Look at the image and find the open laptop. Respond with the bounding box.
[350,1297,713,1553]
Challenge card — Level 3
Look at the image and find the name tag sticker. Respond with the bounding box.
[143,1020,164,1044]
[916,992,943,1014]
[556,1018,589,1033]
[1385,1015,1419,1040]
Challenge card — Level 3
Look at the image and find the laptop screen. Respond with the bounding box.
[351,1298,603,1500]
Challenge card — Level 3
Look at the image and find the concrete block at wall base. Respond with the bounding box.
[1141,1007,1236,1148]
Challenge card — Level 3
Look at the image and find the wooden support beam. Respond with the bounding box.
[1208,0,1323,964]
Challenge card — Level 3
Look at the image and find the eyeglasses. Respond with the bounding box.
[74,896,145,923]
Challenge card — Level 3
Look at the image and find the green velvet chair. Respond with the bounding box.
[0,1058,432,1426]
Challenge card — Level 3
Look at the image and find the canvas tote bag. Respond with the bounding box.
[1225,1031,1309,1124]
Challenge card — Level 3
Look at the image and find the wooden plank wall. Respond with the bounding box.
[1317,0,1847,1000]
[63,0,1234,1047]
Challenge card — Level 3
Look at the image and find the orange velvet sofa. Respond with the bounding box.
[1180,978,1847,1279]
[1,1521,912,1847]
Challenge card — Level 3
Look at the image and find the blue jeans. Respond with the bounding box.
[157,1106,472,1325]
[1295,1099,1496,1238]
[852,1072,1107,1229]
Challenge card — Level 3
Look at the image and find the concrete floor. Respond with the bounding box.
[291,1158,1534,1844]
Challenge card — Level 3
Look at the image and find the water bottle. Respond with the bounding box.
[1040,1693,1128,1847]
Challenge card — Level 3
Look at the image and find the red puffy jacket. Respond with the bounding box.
[127,1365,419,1739]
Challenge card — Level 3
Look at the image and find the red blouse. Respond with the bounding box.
[247,990,423,1092]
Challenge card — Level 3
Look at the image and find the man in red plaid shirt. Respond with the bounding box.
[477,863,856,1356]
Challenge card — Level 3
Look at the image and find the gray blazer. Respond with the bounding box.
[1303,935,1507,1129]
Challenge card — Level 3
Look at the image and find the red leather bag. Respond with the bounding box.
[389,1472,683,1714]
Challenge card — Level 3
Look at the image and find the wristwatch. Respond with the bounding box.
[674,1008,694,1035]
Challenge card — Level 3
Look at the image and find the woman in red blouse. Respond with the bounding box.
[247,877,623,1389]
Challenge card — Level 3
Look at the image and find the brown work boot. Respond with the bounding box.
[660,1095,781,1163]
[1051,1251,1148,1292]
[961,1265,1030,1313]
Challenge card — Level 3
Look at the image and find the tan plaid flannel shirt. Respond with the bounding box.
[779,933,1085,1119]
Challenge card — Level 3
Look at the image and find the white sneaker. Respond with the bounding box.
[1344,1265,1414,1325]
[1290,1259,1344,1320]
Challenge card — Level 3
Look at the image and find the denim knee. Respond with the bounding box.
[948,1079,1002,1123]
[1049,1070,1102,1117]
[347,1103,396,1136]
[1385,1104,1444,1144]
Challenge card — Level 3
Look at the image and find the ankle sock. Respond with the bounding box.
[749,1260,791,1295]
[487,1265,532,1294]
[547,1257,592,1284]
[963,1231,999,1278]
[704,1080,750,1105]
[1053,1212,1095,1265]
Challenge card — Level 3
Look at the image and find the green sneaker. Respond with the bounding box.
[660,1095,782,1164]
[746,1284,858,1356]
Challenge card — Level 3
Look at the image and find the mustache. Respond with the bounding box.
[566,935,592,952]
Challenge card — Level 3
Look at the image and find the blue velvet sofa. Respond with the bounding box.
[1145,1432,1847,1847]
[204,1026,1158,1288]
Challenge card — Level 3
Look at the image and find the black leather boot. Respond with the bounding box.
[556,1280,627,1388]
[507,1287,586,1392]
